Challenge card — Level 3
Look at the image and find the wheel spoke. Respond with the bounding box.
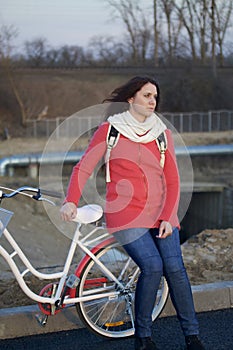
[75,242,169,338]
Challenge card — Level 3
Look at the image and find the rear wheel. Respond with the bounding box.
[75,241,169,338]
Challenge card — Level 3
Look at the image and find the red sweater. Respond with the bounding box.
[65,122,180,233]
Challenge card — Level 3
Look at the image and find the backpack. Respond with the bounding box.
[105,124,167,182]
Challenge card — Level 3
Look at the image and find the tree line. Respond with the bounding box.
[0,0,233,128]
[0,0,233,71]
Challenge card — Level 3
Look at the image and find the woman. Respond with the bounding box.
[60,76,205,350]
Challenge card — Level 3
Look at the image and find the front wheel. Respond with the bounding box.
[75,241,169,338]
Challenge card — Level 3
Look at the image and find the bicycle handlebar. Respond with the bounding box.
[0,186,61,206]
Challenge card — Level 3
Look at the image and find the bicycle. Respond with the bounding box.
[0,185,169,339]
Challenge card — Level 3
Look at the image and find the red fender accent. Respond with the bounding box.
[69,236,116,298]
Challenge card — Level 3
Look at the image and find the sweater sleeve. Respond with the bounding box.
[64,122,109,205]
[158,129,180,224]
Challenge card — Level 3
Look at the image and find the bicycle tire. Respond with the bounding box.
[75,241,169,338]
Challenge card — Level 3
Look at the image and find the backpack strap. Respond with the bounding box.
[105,125,167,182]
[107,125,119,149]
[155,131,167,168]
[105,124,120,182]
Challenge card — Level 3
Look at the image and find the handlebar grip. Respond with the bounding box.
[40,189,62,199]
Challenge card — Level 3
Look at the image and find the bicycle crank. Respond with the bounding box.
[37,283,64,316]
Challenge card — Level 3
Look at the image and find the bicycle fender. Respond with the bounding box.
[69,236,116,298]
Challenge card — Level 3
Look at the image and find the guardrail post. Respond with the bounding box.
[208,111,212,132]
[180,113,183,133]
[55,117,60,139]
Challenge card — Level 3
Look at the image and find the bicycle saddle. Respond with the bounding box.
[72,204,103,224]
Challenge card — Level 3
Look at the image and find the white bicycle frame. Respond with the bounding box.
[0,206,138,308]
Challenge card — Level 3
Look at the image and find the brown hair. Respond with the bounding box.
[103,75,160,117]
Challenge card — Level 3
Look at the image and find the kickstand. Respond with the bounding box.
[35,313,48,327]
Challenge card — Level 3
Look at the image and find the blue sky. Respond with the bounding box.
[0,0,127,51]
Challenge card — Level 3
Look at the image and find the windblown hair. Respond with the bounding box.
[103,76,160,118]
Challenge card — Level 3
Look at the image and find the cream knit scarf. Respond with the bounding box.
[105,111,167,182]
[107,110,166,143]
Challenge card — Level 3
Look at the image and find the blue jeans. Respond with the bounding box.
[113,227,199,338]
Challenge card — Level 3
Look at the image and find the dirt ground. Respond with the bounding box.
[0,131,232,309]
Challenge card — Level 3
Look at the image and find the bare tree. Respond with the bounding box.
[0,24,28,126]
[153,0,159,66]
[159,0,183,64]
[172,0,199,61]
[173,0,211,62]
[160,0,173,63]
[45,48,60,66]
[57,45,84,67]
[172,0,233,67]
[88,36,128,65]
[192,0,210,64]
[24,37,49,67]
[210,0,217,76]
[0,27,51,125]
[106,0,152,64]
[213,0,233,66]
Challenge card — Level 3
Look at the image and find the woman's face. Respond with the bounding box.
[128,82,158,122]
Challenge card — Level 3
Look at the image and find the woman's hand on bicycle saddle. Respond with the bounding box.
[60,202,77,221]
[157,221,173,239]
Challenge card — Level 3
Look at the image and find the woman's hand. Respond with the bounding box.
[60,202,77,221]
[157,221,173,239]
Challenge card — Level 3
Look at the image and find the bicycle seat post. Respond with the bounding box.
[73,222,82,242]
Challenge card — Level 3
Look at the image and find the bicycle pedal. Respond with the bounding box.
[35,313,48,327]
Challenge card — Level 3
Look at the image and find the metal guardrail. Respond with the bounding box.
[165,110,233,133]
[25,110,233,138]
[1,144,233,177]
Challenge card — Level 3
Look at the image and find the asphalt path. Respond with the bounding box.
[0,309,232,350]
